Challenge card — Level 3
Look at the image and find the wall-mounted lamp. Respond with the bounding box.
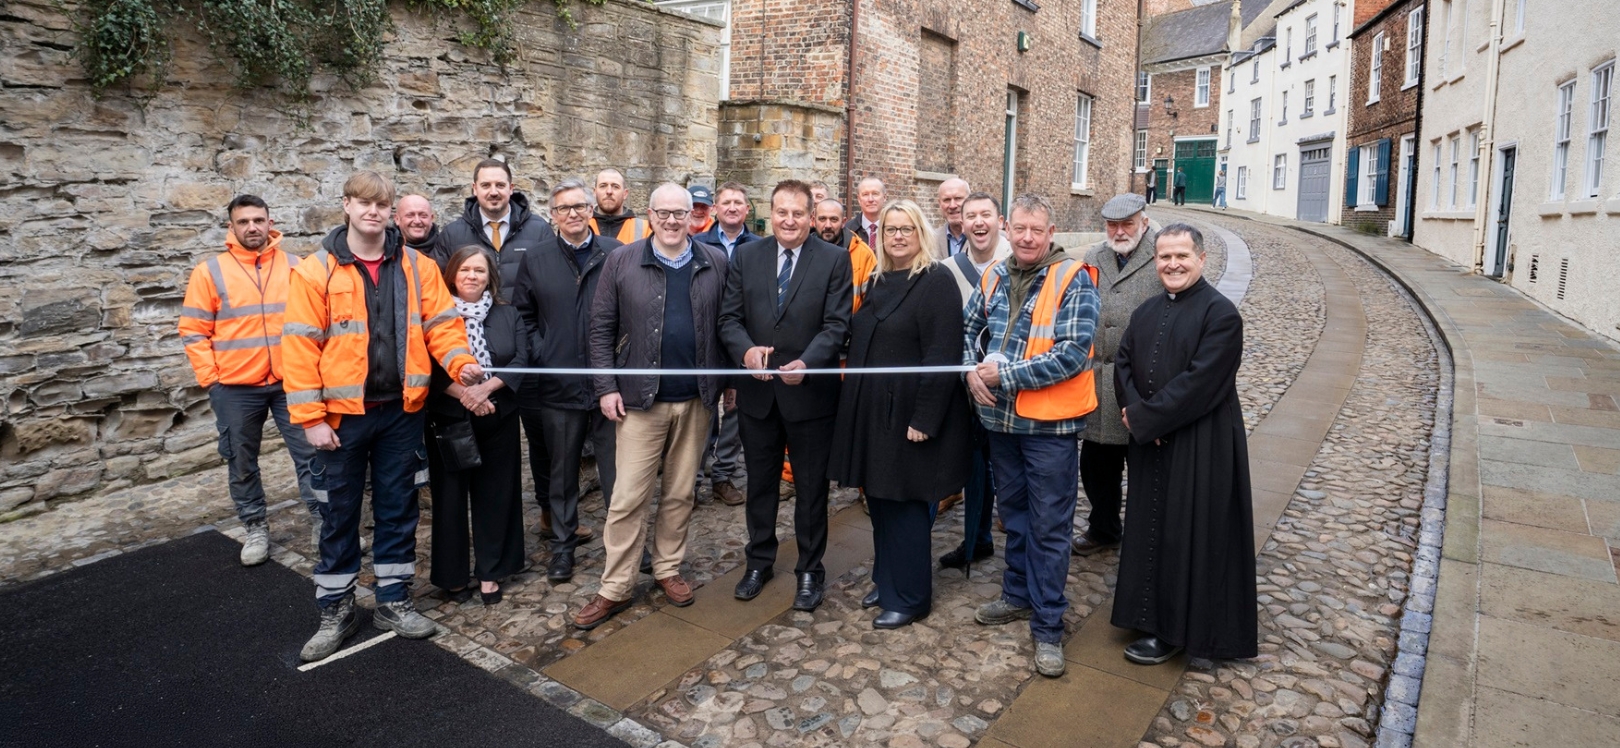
[1016,31,1032,53]
[1164,95,1177,119]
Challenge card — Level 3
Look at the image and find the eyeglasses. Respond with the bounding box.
[651,209,692,221]
[551,203,591,216]
[882,225,918,237]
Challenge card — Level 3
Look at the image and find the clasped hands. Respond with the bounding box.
[457,378,498,417]
[744,346,807,385]
[966,360,1001,407]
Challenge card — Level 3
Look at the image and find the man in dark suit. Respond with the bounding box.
[719,180,853,611]
[844,177,885,246]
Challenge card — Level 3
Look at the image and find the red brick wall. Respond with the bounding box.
[1136,64,1226,195]
[727,0,850,105]
[1345,0,1422,234]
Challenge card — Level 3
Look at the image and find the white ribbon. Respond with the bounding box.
[484,365,976,377]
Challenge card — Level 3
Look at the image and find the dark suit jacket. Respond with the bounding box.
[844,216,873,246]
[718,235,853,422]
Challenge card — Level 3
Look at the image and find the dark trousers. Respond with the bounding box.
[704,404,742,484]
[959,421,996,552]
[868,496,933,615]
[739,405,833,577]
[428,411,525,589]
[988,431,1080,644]
[521,405,616,553]
[1146,186,1157,203]
[1078,439,1128,544]
[312,401,425,607]
[1172,186,1186,205]
[208,382,318,524]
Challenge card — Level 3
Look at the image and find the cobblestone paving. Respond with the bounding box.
[1135,221,1440,748]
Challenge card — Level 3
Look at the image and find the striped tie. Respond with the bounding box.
[777,248,794,313]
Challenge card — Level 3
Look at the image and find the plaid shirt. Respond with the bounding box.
[962,257,1101,435]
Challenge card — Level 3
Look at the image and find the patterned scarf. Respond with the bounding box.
[454,291,494,375]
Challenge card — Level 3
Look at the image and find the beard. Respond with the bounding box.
[1108,227,1144,255]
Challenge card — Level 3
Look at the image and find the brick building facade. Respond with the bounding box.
[700,0,1139,231]
[1345,0,1424,237]
[1136,2,1235,205]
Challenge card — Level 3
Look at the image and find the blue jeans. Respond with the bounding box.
[988,431,1080,644]
[312,401,427,607]
[1214,187,1227,208]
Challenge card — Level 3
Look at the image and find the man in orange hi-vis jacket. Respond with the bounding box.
[282,171,484,663]
[179,194,320,568]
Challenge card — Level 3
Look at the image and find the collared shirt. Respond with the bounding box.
[561,232,594,271]
[946,230,967,257]
[962,261,1100,436]
[483,208,511,247]
[776,241,804,280]
[719,225,747,257]
[863,217,878,240]
[654,239,694,270]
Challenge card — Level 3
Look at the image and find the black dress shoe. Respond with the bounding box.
[640,548,654,575]
[1070,534,1121,557]
[441,586,475,604]
[792,572,824,611]
[734,568,773,600]
[480,585,503,605]
[1123,636,1184,665]
[939,544,994,569]
[872,609,928,629]
[860,588,881,609]
[547,550,575,582]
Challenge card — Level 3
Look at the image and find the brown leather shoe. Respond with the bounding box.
[713,481,745,506]
[656,574,695,606]
[539,512,594,540]
[937,492,963,514]
[572,594,633,630]
[1070,535,1121,556]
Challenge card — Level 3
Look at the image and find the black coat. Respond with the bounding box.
[1109,277,1257,659]
[589,240,730,411]
[427,303,529,422]
[830,267,971,502]
[433,193,556,301]
[511,231,624,410]
[718,235,853,422]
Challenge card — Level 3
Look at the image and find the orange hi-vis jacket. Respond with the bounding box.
[281,233,476,429]
[980,258,1101,421]
[847,233,878,313]
[588,214,652,244]
[178,230,300,388]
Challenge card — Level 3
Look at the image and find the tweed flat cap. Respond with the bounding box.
[1100,193,1147,220]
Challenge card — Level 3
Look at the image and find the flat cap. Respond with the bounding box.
[688,185,714,205]
[1100,193,1147,220]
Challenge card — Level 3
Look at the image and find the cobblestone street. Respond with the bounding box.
[0,215,1455,748]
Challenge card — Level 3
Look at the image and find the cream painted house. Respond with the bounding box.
[1413,0,1619,340]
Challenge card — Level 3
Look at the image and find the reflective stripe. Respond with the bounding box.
[374,562,414,581]
[206,256,231,310]
[286,389,325,405]
[312,488,329,504]
[215,302,286,320]
[404,374,432,388]
[212,335,280,350]
[282,322,325,341]
[327,319,367,338]
[323,384,365,401]
[181,306,214,320]
[314,573,357,599]
[439,347,471,369]
[413,468,430,487]
[1028,323,1056,339]
[421,308,459,332]
[181,334,208,345]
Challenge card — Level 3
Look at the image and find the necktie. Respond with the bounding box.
[777,248,794,313]
[490,220,504,252]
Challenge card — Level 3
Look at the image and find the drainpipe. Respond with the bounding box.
[844,0,861,199]
[1405,1,1429,242]
[1469,0,1506,272]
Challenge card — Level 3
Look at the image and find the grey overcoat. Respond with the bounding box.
[1081,226,1162,444]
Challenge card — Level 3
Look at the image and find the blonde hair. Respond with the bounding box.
[874,200,937,278]
[343,171,396,205]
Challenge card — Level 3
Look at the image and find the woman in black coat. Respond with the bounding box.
[427,246,528,605]
[831,200,972,628]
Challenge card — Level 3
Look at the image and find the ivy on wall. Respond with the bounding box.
[67,0,604,97]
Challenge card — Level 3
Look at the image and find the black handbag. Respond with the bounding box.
[434,414,483,471]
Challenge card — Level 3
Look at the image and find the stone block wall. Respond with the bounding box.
[0,0,721,514]
[717,100,846,219]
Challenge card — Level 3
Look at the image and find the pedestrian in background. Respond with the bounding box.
[831,199,972,629]
[426,246,527,606]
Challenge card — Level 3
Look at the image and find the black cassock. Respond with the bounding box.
[1109,276,1257,659]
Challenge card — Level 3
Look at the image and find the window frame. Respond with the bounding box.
[1328,75,1337,112]
[1431,141,1443,208]
[1079,0,1098,42]
[1136,71,1151,103]
[1072,93,1093,189]
[1303,79,1316,117]
[1513,0,1526,36]
[1249,98,1262,143]
[1273,154,1287,190]
[1196,67,1212,107]
[1304,14,1318,58]
[1284,27,1293,65]
[1226,109,1234,148]
[1586,62,1614,198]
[1280,90,1289,125]
[1369,32,1384,104]
[1331,4,1341,44]
[1448,134,1461,208]
[1358,143,1381,208]
[1405,9,1424,88]
[1236,166,1249,199]
[1134,129,1148,171]
[1552,80,1576,200]
[1467,129,1481,208]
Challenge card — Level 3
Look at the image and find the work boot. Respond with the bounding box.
[240,521,270,567]
[974,599,1034,626]
[1034,642,1066,677]
[300,595,359,662]
[713,480,745,506]
[373,600,437,639]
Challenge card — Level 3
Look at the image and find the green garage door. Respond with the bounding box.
[1174,139,1217,204]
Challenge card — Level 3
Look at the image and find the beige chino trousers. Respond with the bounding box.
[598,398,711,601]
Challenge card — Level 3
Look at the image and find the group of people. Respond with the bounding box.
[178,159,1257,677]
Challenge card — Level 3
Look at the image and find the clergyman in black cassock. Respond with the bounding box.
[1109,223,1257,663]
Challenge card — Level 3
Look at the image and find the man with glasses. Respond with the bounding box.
[512,179,625,581]
[719,180,853,612]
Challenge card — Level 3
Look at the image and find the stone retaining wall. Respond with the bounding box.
[0,0,721,515]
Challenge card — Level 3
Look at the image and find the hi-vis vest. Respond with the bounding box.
[178,232,300,387]
[281,244,475,428]
[979,259,1100,421]
[588,215,651,244]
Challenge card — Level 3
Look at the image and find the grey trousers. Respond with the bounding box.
[522,405,616,554]
[704,404,742,484]
[208,382,319,525]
